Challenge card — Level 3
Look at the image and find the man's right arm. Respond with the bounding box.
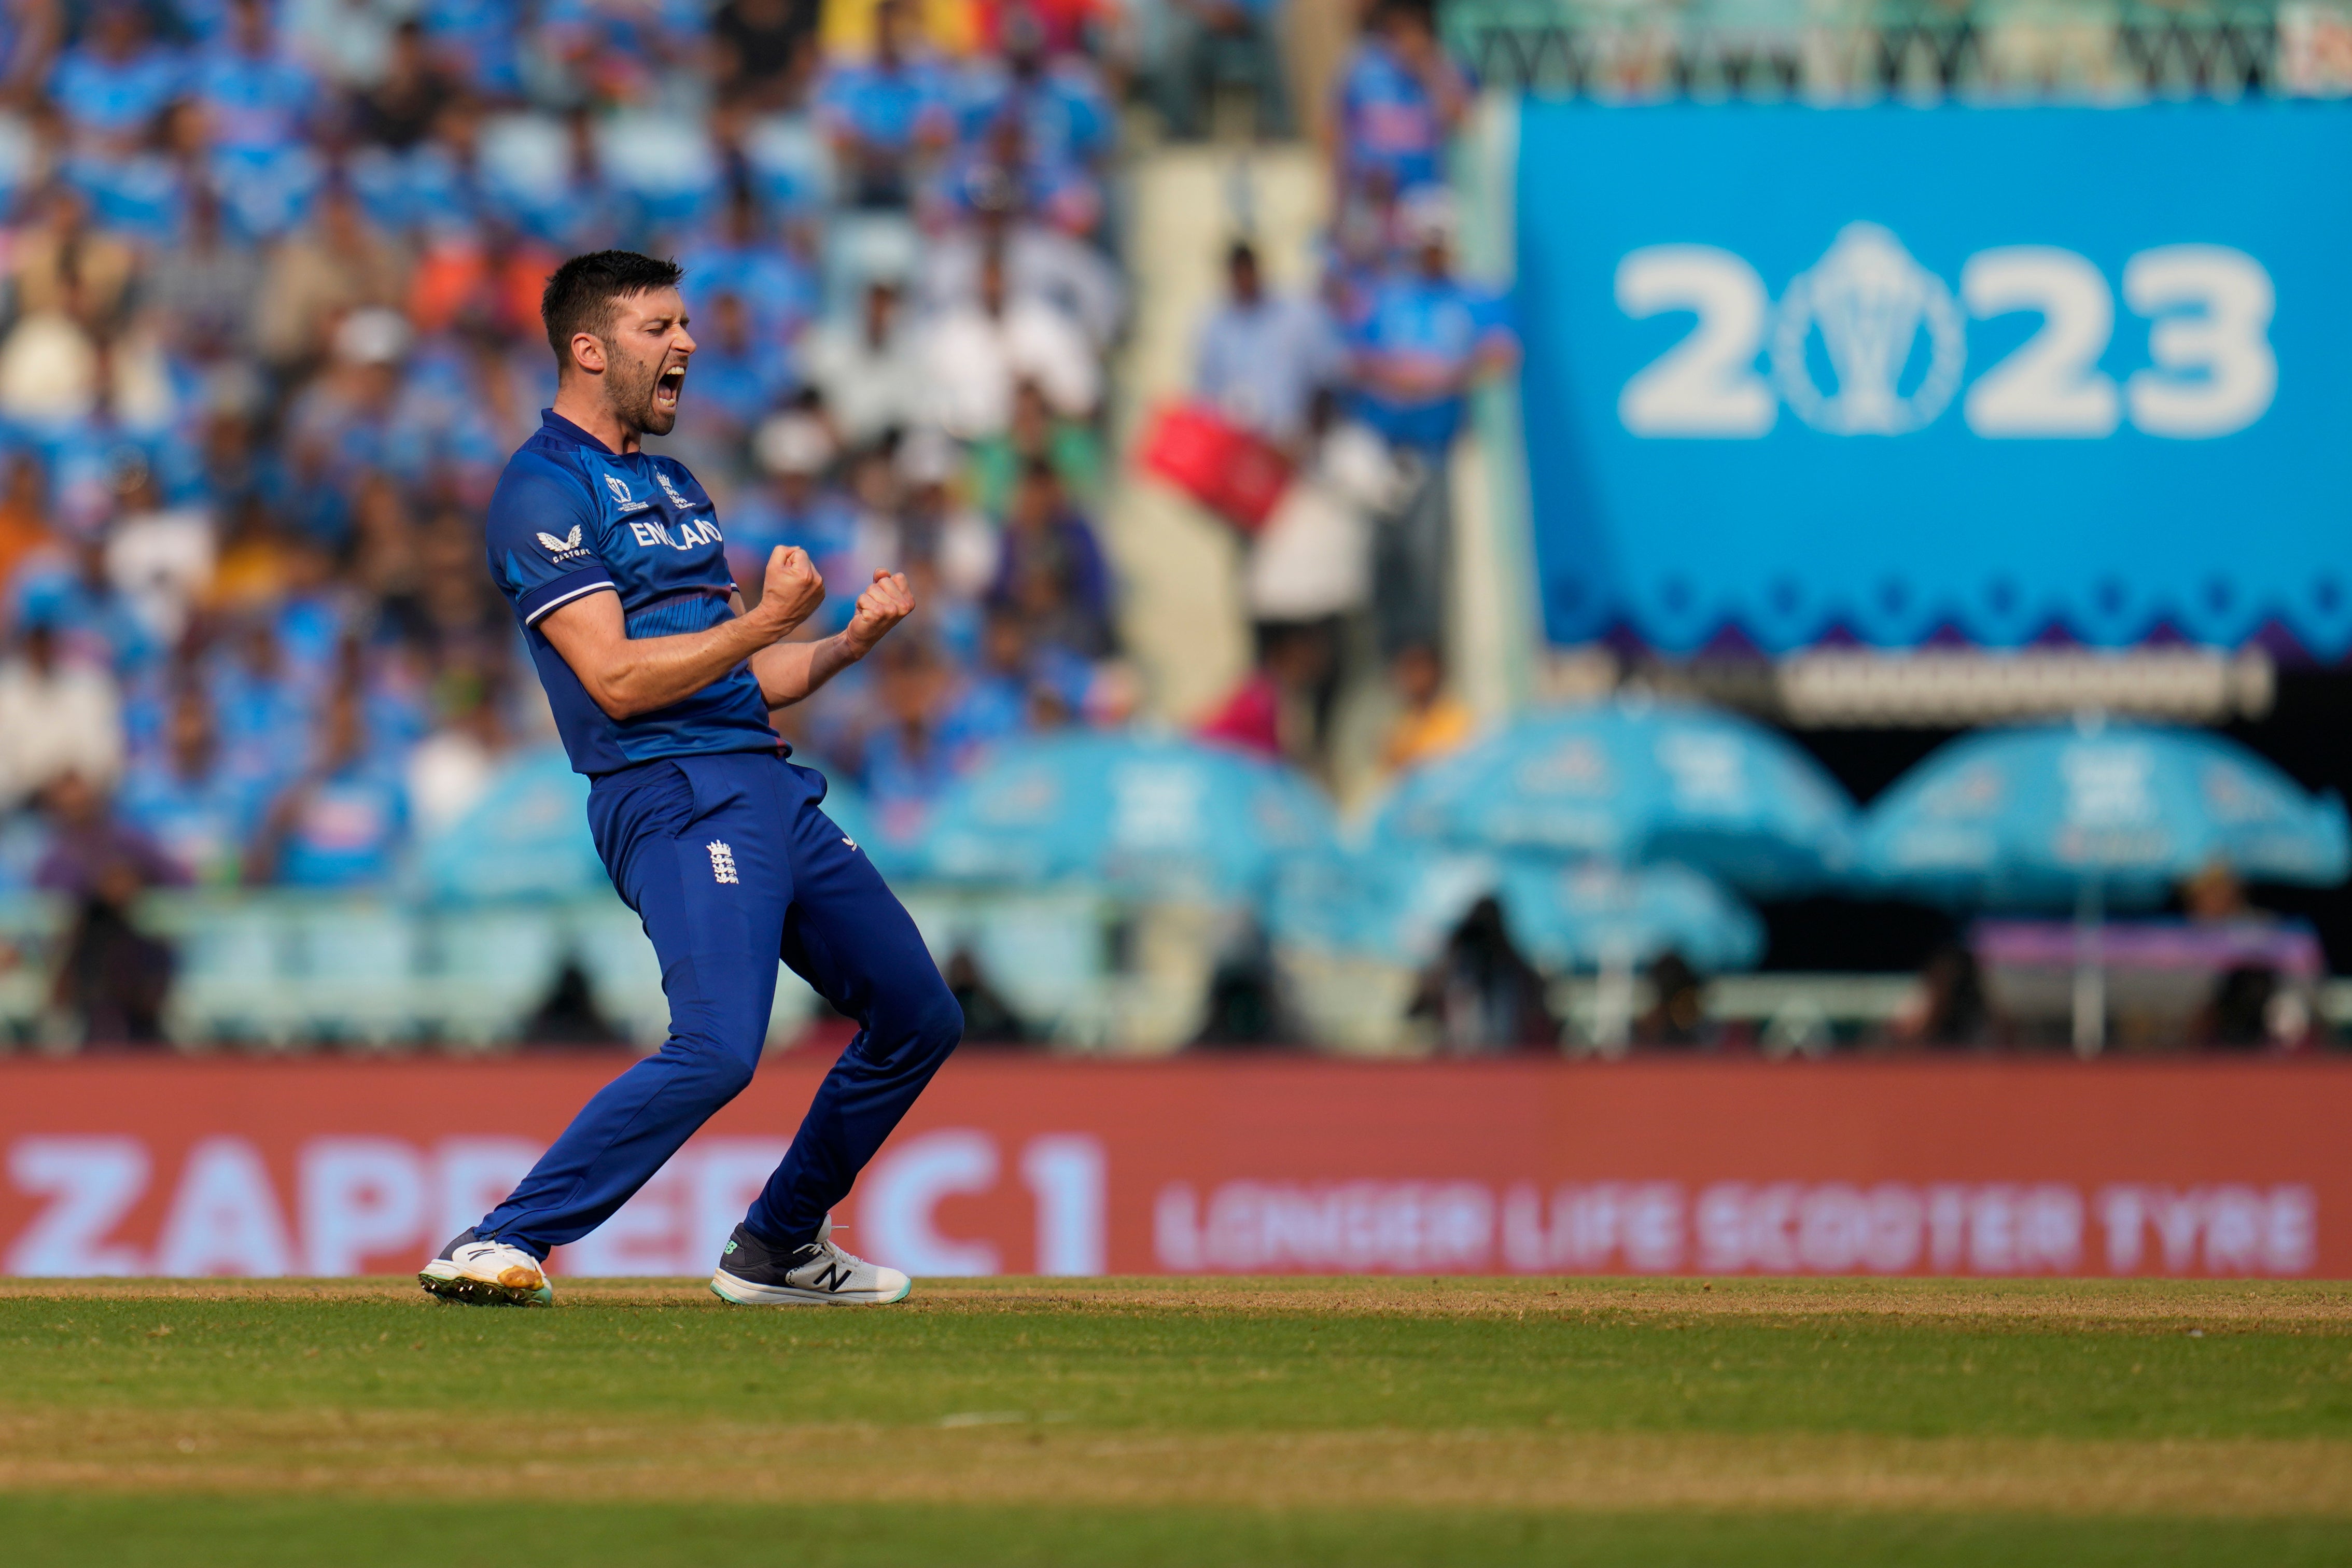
[538,546,827,721]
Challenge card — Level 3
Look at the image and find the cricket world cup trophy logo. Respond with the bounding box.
[1771,222,1967,436]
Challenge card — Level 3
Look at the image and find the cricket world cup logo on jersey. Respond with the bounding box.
[1770,222,1966,436]
[604,472,651,513]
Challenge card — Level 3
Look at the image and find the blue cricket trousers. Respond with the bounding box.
[479,750,962,1256]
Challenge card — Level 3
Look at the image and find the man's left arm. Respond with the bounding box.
[750,569,917,708]
[1470,290,1521,380]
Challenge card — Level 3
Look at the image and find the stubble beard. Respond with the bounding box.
[605,342,678,440]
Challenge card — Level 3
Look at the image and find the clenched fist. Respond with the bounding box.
[755,545,825,635]
[843,569,916,657]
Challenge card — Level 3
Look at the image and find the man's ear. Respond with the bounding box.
[570,331,607,376]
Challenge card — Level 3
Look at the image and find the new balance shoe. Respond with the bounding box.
[418,1229,553,1307]
[709,1220,911,1306]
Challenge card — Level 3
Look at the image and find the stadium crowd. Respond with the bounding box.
[1186,0,1510,785]
[0,0,1519,1042]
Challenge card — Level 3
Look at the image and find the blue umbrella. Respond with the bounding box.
[1497,859,1764,975]
[415,746,603,902]
[918,731,1337,898]
[1270,846,1761,973]
[1859,718,2349,1054]
[1269,846,1500,964]
[1369,699,1856,897]
[1857,719,2351,911]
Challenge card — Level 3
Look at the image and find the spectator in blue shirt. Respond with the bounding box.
[1155,0,1289,143]
[679,184,822,350]
[335,631,428,768]
[816,0,954,208]
[272,534,353,689]
[196,0,326,240]
[732,410,858,596]
[116,680,266,887]
[418,0,526,100]
[247,678,408,888]
[208,616,314,792]
[849,634,957,844]
[195,0,319,156]
[1333,0,1468,199]
[487,105,626,255]
[283,305,411,501]
[384,326,515,498]
[1346,192,1516,456]
[50,4,184,158]
[1319,170,1410,334]
[1194,239,1345,446]
[373,97,489,241]
[991,458,1113,660]
[957,9,1114,171]
[683,289,797,449]
[1345,190,1516,658]
[936,604,1033,768]
[66,96,198,245]
[934,601,1087,769]
[13,533,154,678]
[929,108,1100,239]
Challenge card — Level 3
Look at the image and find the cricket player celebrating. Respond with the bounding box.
[419,251,960,1308]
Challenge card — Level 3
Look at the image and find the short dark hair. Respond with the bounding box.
[540,250,685,371]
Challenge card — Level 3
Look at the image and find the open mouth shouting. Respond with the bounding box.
[654,361,687,416]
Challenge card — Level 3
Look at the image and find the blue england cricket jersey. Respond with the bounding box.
[484,410,779,775]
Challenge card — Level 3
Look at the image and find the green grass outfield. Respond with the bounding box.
[2,1277,2347,1565]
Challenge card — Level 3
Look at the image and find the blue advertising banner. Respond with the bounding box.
[1511,103,2352,656]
